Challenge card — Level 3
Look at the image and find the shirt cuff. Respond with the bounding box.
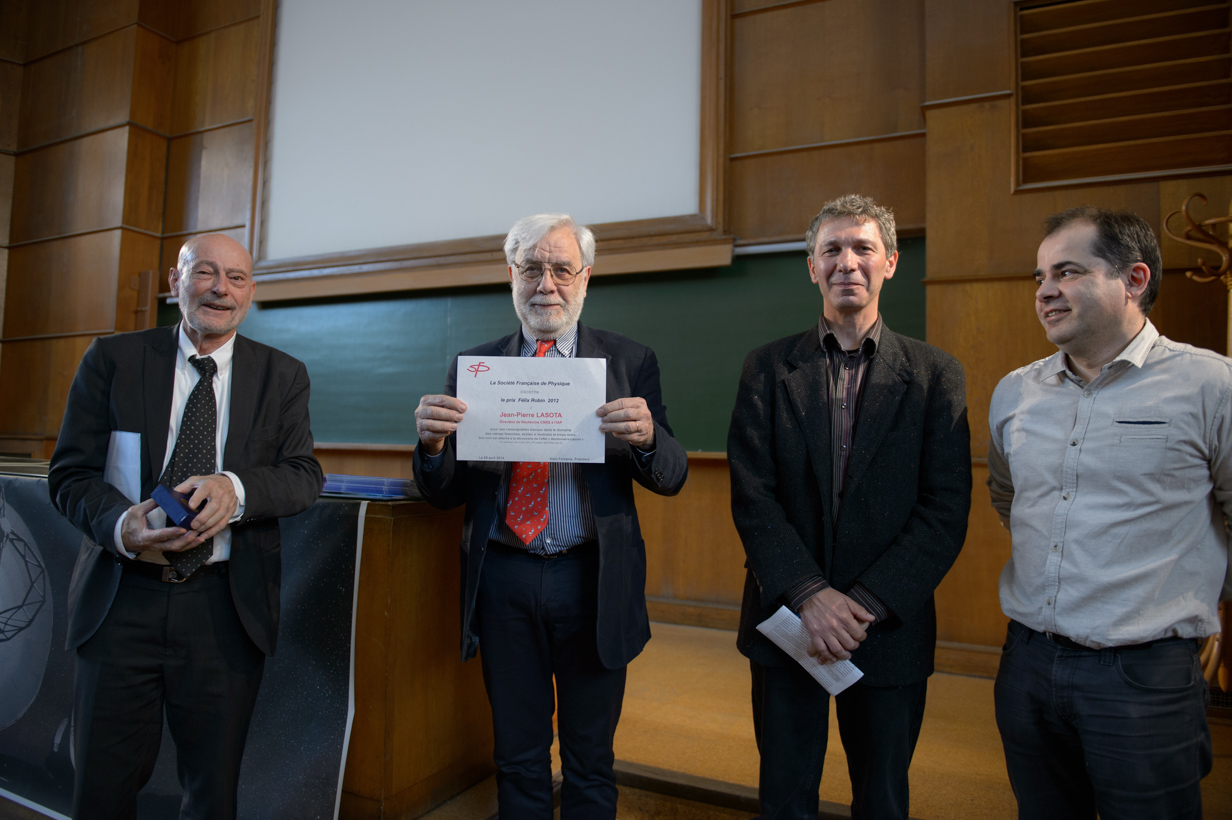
[418,447,445,471]
[785,575,831,612]
[847,583,890,626]
[221,470,246,521]
[633,446,656,467]
[113,510,138,559]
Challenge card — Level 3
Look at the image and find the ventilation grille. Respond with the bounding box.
[1016,0,1232,186]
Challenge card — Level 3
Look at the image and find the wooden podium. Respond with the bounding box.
[340,501,495,818]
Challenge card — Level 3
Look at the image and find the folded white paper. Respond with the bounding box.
[756,605,864,696]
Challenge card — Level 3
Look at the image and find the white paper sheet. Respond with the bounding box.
[104,431,141,503]
[756,605,864,696]
[455,356,606,463]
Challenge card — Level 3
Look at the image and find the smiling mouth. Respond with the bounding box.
[1042,308,1069,320]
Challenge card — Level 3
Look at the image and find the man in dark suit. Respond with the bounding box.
[413,213,687,819]
[48,234,322,820]
[728,194,971,820]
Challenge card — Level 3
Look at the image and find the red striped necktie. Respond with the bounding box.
[505,339,555,543]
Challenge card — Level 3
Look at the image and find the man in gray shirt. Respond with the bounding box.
[988,206,1230,819]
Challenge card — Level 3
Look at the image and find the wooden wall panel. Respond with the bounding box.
[636,458,746,608]
[0,1,29,64]
[10,127,128,242]
[0,152,12,245]
[23,0,138,62]
[131,26,175,134]
[924,99,1159,279]
[116,229,161,333]
[923,0,1011,102]
[135,0,181,41]
[170,19,260,135]
[729,135,926,242]
[165,121,254,235]
[729,0,923,154]
[3,231,121,338]
[1148,271,1230,356]
[122,126,167,234]
[935,465,1010,648]
[0,60,20,150]
[179,0,261,41]
[17,27,135,150]
[0,335,96,437]
[925,279,1052,457]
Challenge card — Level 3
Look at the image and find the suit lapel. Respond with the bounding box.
[845,330,909,489]
[783,328,833,521]
[224,335,257,469]
[143,326,179,488]
[574,323,614,401]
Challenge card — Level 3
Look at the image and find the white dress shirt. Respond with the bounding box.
[988,321,1232,648]
[114,324,247,562]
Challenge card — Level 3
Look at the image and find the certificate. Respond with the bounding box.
[455,355,607,463]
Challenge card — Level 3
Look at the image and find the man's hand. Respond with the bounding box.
[120,498,201,553]
[799,587,876,664]
[597,397,655,450]
[415,394,467,456]
[175,474,238,539]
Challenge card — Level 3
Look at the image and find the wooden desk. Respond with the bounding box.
[341,501,494,819]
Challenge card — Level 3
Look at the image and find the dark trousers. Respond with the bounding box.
[994,620,1212,820]
[72,566,265,820]
[476,542,627,820]
[751,659,928,820]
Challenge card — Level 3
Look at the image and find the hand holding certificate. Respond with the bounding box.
[454,356,607,462]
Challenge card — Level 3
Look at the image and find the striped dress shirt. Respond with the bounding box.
[784,316,889,623]
[486,324,599,554]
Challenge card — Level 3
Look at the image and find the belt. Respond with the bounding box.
[1040,628,1197,653]
[488,539,597,559]
[121,559,227,584]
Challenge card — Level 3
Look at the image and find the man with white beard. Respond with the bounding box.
[413,213,688,819]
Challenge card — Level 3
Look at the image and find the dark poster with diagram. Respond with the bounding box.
[0,474,364,820]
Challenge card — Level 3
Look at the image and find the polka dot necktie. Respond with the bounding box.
[505,340,554,544]
[158,355,217,578]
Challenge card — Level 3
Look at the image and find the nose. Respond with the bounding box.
[535,271,558,294]
[1036,274,1057,302]
[834,246,858,272]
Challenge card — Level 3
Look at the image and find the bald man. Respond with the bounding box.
[49,234,322,819]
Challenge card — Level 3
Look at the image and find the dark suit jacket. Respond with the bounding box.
[729,324,971,686]
[413,323,688,670]
[48,325,323,657]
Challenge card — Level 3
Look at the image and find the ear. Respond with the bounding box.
[579,265,592,289]
[808,256,820,285]
[1123,262,1150,303]
[882,250,899,281]
[168,267,181,296]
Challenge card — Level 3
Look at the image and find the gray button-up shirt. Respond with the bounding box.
[988,321,1232,648]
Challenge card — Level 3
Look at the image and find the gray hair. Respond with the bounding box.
[503,213,596,268]
[805,194,897,258]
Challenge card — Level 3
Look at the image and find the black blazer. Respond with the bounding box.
[48,326,323,656]
[728,324,971,686]
[413,323,688,670]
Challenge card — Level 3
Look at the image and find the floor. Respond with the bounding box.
[4,622,1229,819]
[425,621,1232,819]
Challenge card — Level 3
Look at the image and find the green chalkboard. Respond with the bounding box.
[162,239,925,451]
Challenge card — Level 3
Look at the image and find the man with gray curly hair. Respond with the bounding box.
[413,213,688,819]
[730,194,971,820]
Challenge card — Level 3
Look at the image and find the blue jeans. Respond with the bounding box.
[994,620,1212,820]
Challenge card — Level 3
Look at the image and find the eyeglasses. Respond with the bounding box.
[515,262,584,285]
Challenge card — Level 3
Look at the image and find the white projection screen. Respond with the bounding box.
[261,0,704,264]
